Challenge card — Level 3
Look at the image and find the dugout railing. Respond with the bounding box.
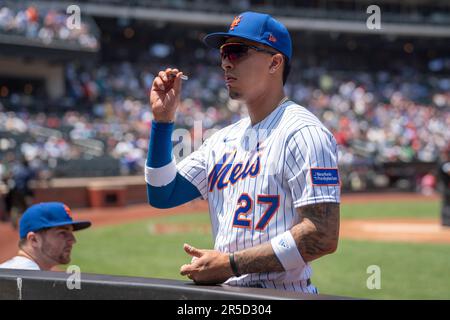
[0,269,353,300]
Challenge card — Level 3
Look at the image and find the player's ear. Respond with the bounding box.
[27,232,39,248]
[269,54,284,74]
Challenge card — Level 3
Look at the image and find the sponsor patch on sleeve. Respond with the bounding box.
[310,168,340,186]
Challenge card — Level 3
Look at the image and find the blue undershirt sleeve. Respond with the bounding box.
[146,121,201,209]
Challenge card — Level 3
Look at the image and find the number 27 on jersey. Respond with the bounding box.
[232,193,280,231]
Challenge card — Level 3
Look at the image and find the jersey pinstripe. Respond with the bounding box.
[177,101,340,293]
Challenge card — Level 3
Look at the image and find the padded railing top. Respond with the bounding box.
[0,269,353,300]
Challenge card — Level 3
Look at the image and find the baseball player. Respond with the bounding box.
[0,202,91,271]
[145,11,340,293]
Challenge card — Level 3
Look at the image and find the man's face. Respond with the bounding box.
[37,225,77,265]
[221,37,278,101]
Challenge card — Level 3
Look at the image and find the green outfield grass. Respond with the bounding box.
[70,213,213,279]
[311,240,450,299]
[69,199,449,299]
[340,200,440,219]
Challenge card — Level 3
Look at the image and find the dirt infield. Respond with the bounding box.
[340,218,450,244]
[0,193,447,263]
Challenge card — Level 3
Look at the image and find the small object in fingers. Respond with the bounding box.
[169,73,188,81]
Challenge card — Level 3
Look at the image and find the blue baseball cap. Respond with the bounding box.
[203,11,292,61]
[19,202,91,239]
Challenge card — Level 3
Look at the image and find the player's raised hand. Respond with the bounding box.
[149,68,184,123]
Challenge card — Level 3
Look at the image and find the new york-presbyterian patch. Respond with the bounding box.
[310,168,340,186]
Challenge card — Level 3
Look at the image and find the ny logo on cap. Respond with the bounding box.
[268,33,277,42]
[64,204,73,218]
[230,15,242,31]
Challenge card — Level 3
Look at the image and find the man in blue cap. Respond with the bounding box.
[0,202,91,271]
[146,12,340,293]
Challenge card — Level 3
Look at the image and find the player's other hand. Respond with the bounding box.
[149,68,184,123]
[180,243,234,285]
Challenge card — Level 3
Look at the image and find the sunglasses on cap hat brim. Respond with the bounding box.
[220,42,278,62]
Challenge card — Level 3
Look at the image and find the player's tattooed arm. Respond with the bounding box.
[234,202,339,274]
[290,202,340,262]
[234,240,285,274]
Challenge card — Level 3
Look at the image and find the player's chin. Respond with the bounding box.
[59,249,72,264]
[228,88,242,100]
[59,255,71,265]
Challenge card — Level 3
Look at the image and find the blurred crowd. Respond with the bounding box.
[286,68,450,165]
[0,102,149,178]
[1,58,449,184]
[0,4,98,49]
[0,2,448,186]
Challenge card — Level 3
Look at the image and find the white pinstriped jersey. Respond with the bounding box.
[177,101,340,293]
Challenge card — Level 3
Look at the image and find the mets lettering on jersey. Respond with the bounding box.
[176,101,340,293]
[208,151,261,192]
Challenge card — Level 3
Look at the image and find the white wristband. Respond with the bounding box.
[271,230,306,271]
[145,159,177,187]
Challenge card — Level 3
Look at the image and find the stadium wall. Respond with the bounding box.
[33,185,89,208]
[33,176,147,208]
[0,177,147,215]
[0,57,65,99]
